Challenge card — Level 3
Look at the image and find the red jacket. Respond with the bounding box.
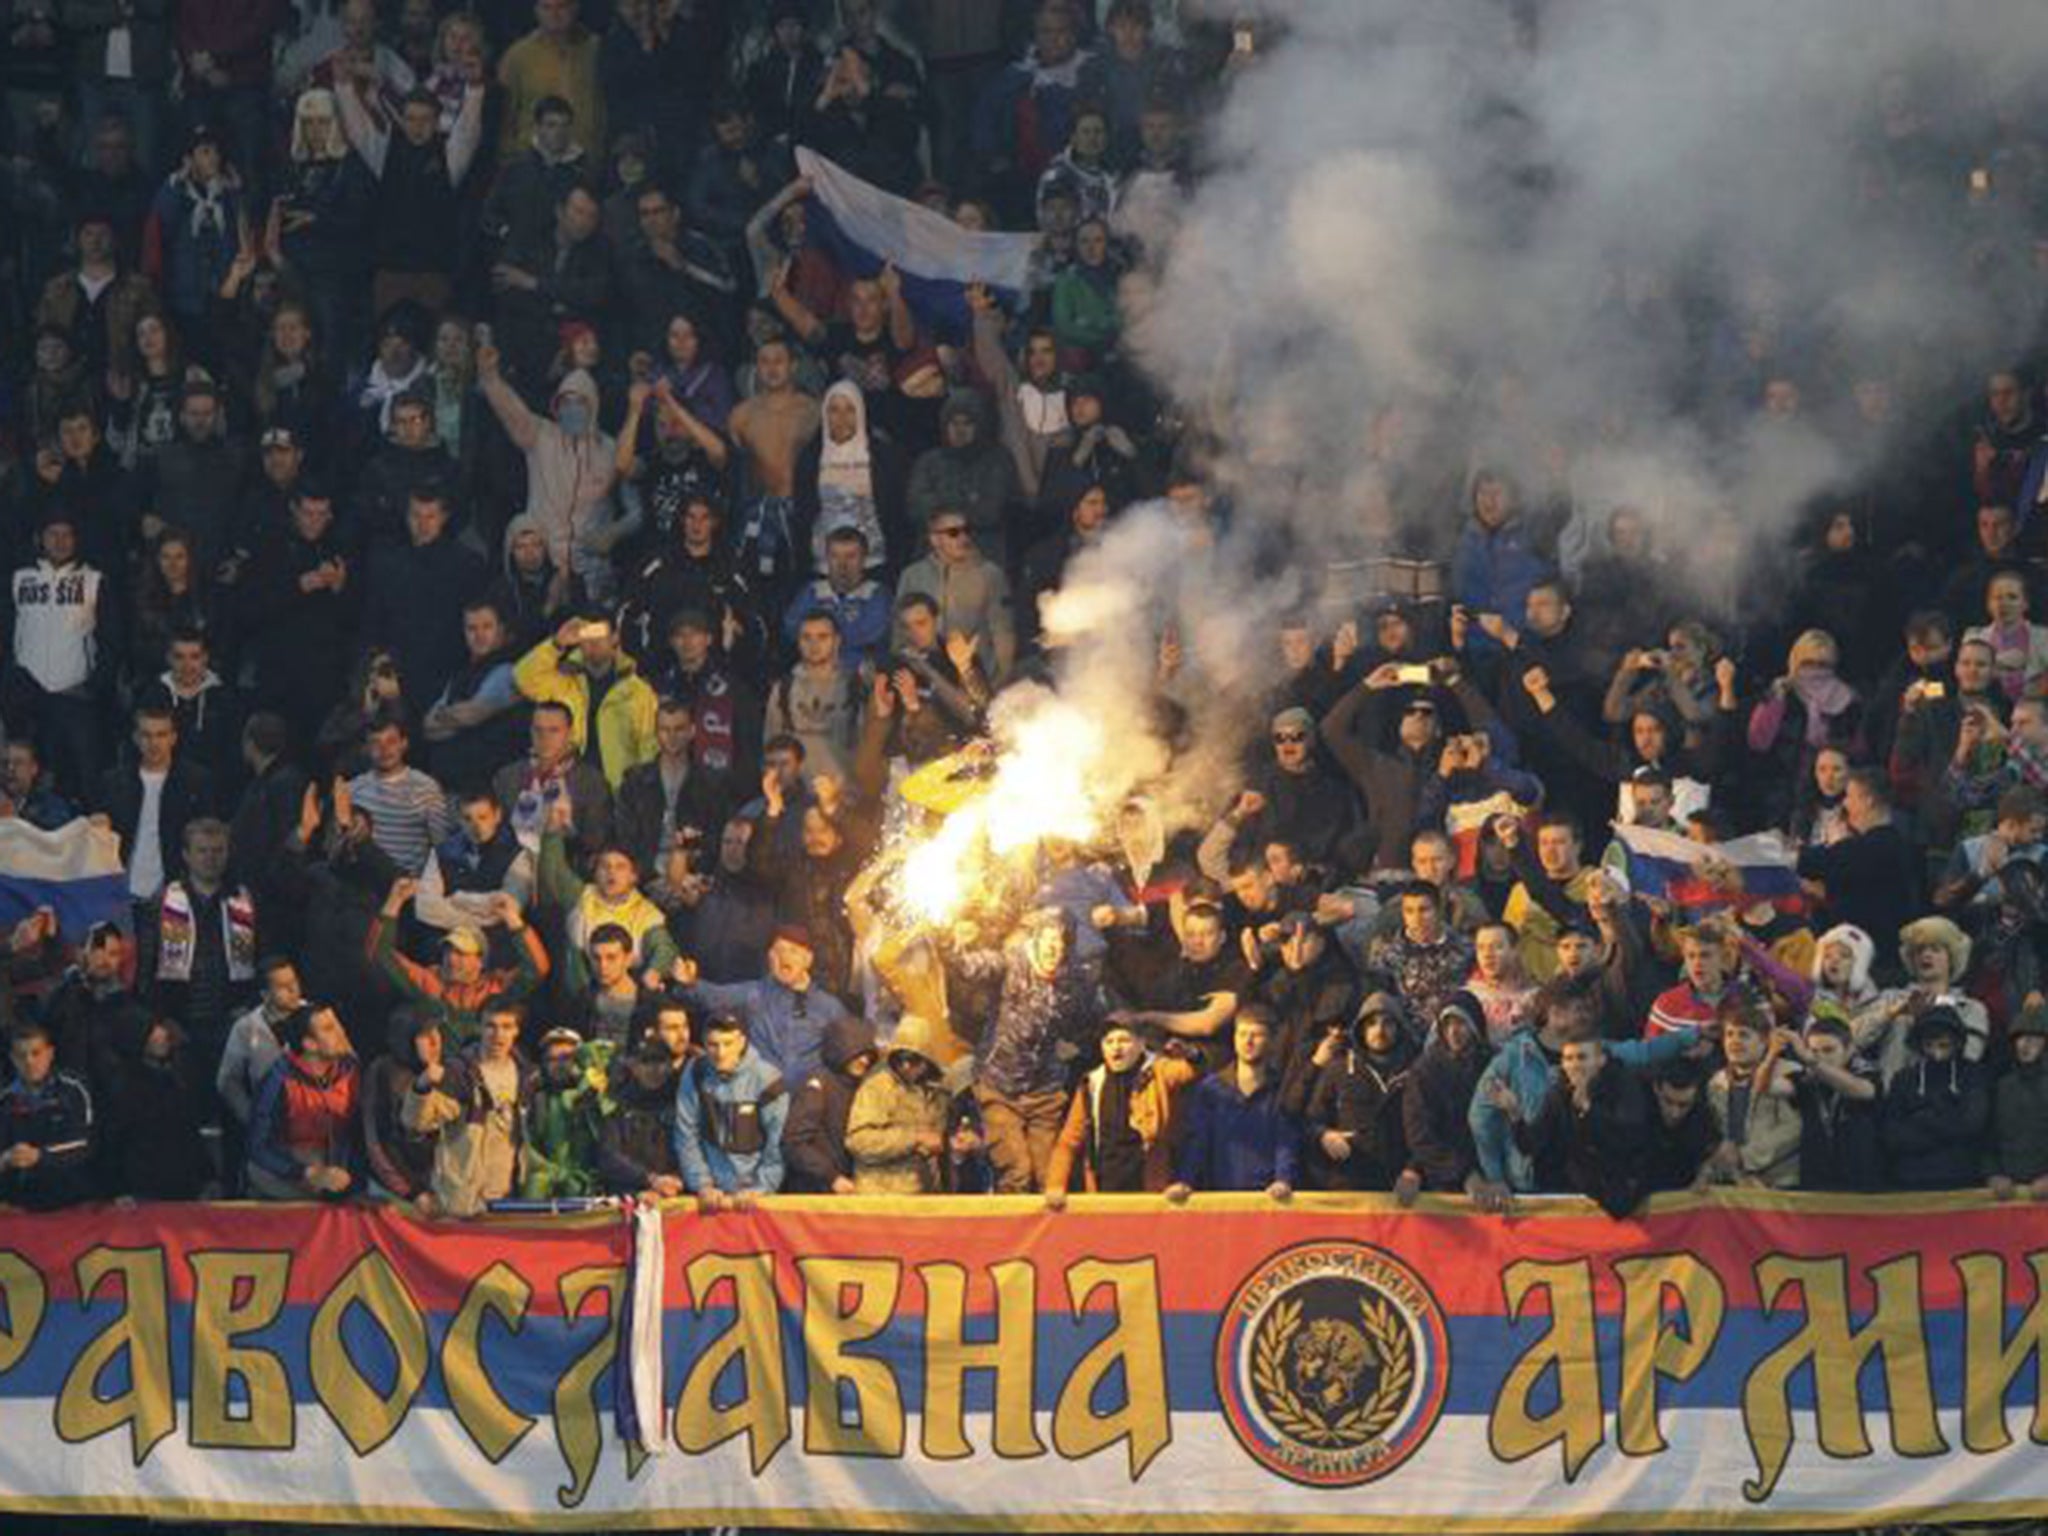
[248,1050,361,1186]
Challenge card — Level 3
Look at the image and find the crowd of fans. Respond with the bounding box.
[3,0,2048,1225]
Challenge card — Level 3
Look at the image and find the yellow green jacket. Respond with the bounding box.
[513,638,658,790]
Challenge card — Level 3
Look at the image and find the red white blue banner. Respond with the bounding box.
[0,1192,2045,1529]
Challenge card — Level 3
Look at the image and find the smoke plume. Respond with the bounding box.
[1128,0,2048,575]
[1009,0,2048,830]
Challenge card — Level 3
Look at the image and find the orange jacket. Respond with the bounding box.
[1046,1053,1198,1194]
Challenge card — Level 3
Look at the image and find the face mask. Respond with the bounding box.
[556,401,591,435]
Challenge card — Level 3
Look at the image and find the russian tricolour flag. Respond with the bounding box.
[794,147,1037,341]
[0,818,126,940]
[1609,822,1804,914]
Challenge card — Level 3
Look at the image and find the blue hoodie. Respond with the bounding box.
[672,1048,787,1195]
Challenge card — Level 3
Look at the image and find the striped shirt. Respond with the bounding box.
[348,767,453,875]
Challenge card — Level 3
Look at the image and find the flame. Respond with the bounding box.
[889,696,1122,925]
[899,812,983,924]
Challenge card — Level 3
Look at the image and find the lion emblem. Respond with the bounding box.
[1220,1243,1451,1488]
[1249,1294,1415,1451]
[1290,1316,1377,1415]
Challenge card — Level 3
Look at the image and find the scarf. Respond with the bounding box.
[156,882,258,983]
[361,357,428,431]
[176,171,232,242]
[1018,380,1068,437]
[510,755,578,850]
[1789,666,1854,747]
[1023,44,1088,91]
[1981,620,2038,700]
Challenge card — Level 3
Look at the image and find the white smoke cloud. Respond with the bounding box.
[1132,0,2048,580]
[913,2,2048,870]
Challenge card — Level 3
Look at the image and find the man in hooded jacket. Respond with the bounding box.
[478,341,619,590]
[908,390,1019,556]
[1303,991,1418,1192]
[782,1013,877,1193]
[1400,990,1490,1199]
[1988,1003,2048,1199]
[361,1006,443,1207]
[601,1030,688,1200]
[844,1015,956,1194]
[1881,1006,1990,1191]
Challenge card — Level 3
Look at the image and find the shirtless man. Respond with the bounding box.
[729,335,821,593]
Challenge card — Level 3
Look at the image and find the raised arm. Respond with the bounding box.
[445,81,485,185]
[476,346,540,452]
[653,383,730,470]
[616,383,650,480]
[334,78,391,175]
[746,178,811,298]
[968,290,1035,495]
[878,263,916,352]
[769,259,827,345]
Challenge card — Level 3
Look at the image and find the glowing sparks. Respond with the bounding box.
[888,696,1122,926]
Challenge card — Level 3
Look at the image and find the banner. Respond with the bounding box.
[3,1192,2048,1529]
[794,147,1036,340]
[0,817,125,942]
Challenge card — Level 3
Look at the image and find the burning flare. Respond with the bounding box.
[889,691,1121,925]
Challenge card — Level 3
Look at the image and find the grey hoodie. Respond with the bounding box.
[482,365,618,579]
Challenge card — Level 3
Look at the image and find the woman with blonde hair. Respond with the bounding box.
[1748,628,1864,827]
[429,11,493,129]
[272,88,374,366]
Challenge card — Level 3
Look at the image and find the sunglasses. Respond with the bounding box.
[1272,731,1308,745]
[933,525,969,539]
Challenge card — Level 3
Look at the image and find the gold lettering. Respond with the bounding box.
[1051,1258,1168,1479]
[188,1251,295,1450]
[308,1252,429,1457]
[920,1260,1044,1460]
[799,1257,905,1457]
[1958,1251,2048,1453]
[1615,1254,1725,1456]
[1492,1259,1603,1481]
[675,1252,791,1474]
[443,1261,536,1463]
[551,1265,624,1508]
[55,1247,175,1465]
[1742,1254,1945,1503]
[0,1251,48,1374]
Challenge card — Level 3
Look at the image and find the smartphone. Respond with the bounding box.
[1395,663,1433,685]
[580,620,613,643]
[1969,167,1992,194]
[1922,681,1946,699]
[1233,23,1256,55]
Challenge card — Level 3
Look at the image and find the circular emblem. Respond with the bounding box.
[1215,1241,1450,1488]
